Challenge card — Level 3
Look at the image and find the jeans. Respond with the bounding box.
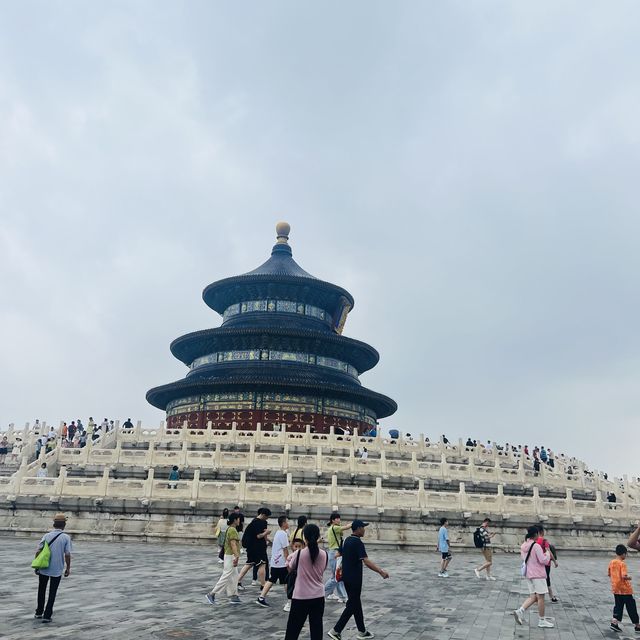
[285,596,325,640]
[324,551,347,599]
[211,554,239,597]
[613,594,639,624]
[333,581,365,633]
[36,574,62,619]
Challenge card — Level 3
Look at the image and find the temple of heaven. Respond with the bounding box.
[146,222,397,433]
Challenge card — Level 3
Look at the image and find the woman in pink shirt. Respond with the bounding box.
[513,525,553,628]
[285,523,328,640]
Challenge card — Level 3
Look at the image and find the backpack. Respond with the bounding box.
[473,528,484,548]
[241,519,257,548]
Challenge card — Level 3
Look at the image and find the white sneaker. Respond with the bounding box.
[442,571,449,577]
[251,580,258,587]
[512,608,524,625]
[538,618,554,628]
[474,569,481,579]
[283,601,291,612]
[326,594,340,600]
[486,576,496,581]
[438,572,445,577]
[217,558,224,564]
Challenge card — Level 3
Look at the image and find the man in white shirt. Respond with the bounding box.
[256,515,290,610]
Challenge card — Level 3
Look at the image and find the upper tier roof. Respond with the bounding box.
[202,223,354,317]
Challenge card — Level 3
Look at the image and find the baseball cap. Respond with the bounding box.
[351,519,369,530]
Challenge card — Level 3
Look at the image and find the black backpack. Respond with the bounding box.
[473,528,484,548]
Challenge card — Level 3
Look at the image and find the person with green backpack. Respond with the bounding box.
[32,512,72,624]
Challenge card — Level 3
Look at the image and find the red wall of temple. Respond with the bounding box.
[166,409,373,434]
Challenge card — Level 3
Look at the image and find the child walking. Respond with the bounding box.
[608,544,640,633]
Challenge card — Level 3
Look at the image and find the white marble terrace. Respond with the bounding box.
[0,420,637,523]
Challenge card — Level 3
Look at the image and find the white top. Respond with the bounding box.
[37,468,48,478]
[271,529,290,568]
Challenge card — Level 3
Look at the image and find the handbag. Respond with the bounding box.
[286,548,302,599]
[218,529,228,560]
[520,541,537,577]
[335,555,343,582]
[32,531,64,570]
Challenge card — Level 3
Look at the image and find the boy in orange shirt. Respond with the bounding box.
[608,544,640,633]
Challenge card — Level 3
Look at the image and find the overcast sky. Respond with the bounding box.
[1,2,638,476]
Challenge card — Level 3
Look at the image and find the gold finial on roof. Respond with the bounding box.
[275,221,290,244]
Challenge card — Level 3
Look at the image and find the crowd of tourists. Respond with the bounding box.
[207,506,387,639]
[28,506,640,635]
[0,417,137,466]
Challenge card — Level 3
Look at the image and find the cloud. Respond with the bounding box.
[0,2,639,475]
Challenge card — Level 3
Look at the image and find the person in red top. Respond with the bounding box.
[608,544,640,633]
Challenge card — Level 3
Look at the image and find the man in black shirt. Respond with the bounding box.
[237,507,271,589]
[328,519,389,640]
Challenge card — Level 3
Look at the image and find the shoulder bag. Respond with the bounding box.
[32,531,64,570]
[286,548,302,599]
[520,541,537,577]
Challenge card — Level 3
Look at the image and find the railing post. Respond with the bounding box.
[191,468,200,503]
[380,450,388,478]
[458,482,467,511]
[55,465,67,498]
[349,448,356,476]
[214,442,222,469]
[330,474,338,509]
[314,446,321,475]
[533,486,542,516]
[249,442,256,472]
[101,467,110,496]
[285,472,293,510]
[238,470,247,507]
[144,467,155,498]
[496,484,504,513]
[418,478,426,510]
[182,440,189,467]
[375,476,383,513]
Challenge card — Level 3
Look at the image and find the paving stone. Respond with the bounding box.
[0,539,637,639]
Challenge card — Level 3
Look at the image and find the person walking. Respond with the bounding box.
[324,512,351,602]
[237,507,271,589]
[437,517,452,577]
[537,525,559,602]
[284,523,328,640]
[512,525,553,628]
[290,515,308,546]
[257,515,290,609]
[328,520,389,640]
[34,512,72,623]
[205,512,242,605]
[474,518,496,580]
[0,435,8,465]
[609,544,640,633]
[214,508,230,563]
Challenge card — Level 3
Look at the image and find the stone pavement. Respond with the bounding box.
[0,538,637,640]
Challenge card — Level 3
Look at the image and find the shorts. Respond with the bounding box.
[482,548,493,562]
[441,552,452,560]
[526,578,549,595]
[268,566,288,584]
[246,548,268,566]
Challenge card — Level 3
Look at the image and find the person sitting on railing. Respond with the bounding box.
[607,492,617,504]
[465,438,474,449]
[168,465,180,489]
[122,418,134,431]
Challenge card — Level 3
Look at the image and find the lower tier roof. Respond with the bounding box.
[146,373,397,419]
